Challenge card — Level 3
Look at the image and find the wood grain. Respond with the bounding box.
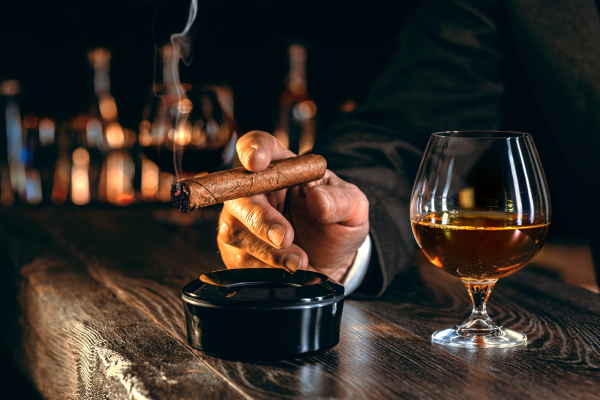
[2,207,600,399]
[355,252,600,400]
[0,210,244,400]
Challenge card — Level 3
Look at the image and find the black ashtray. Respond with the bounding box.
[182,268,345,359]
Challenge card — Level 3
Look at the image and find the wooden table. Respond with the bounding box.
[1,207,599,399]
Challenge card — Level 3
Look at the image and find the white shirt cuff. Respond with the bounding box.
[341,234,372,296]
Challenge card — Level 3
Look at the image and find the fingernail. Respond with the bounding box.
[317,189,333,213]
[267,224,286,247]
[284,254,302,272]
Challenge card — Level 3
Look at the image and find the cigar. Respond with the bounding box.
[171,154,327,213]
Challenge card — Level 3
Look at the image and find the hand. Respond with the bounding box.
[217,131,370,282]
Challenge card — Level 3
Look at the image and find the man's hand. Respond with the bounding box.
[217,131,370,282]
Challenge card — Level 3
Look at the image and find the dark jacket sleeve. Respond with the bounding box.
[313,0,506,296]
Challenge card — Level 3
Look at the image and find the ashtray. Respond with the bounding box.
[182,268,345,359]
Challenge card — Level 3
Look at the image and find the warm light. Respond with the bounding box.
[139,120,152,147]
[71,147,90,206]
[174,122,192,146]
[340,99,357,112]
[0,80,20,96]
[38,118,55,146]
[87,48,111,68]
[23,113,39,129]
[177,99,193,114]
[459,187,475,209]
[106,122,125,149]
[73,115,88,131]
[151,121,167,145]
[72,147,90,166]
[295,100,317,120]
[430,257,443,268]
[141,159,159,201]
[106,152,134,205]
[72,168,90,205]
[99,95,118,121]
[158,172,175,202]
[274,129,289,149]
[192,126,206,146]
[116,194,134,204]
[86,118,102,147]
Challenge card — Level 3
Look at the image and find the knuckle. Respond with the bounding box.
[218,219,243,247]
[248,240,276,263]
[243,203,271,236]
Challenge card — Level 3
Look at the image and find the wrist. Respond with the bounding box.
[312,251,357,283]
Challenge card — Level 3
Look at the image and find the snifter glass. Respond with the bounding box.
[410,131,551,348]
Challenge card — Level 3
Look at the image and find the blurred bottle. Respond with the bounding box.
[87,48,135,206]
[0,80,25,205]
[23,114,56,204]
[138,44,177,202]
[274,43,317,155]
[50,122,74,205]
[139,44,238,202]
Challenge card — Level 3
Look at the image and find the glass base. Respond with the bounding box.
[431,325,527,348]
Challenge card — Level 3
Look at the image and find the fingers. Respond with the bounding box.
[225,194,294,249]
[218,210,308,272]
[305,171,369,227]
[236,131,296,172]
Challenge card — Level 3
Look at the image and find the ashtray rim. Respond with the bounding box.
[181,293,344,310]
[181,268,345,308]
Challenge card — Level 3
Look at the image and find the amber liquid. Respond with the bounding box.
[412,212,549,279]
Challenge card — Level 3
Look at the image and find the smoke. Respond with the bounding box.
[153,0,208,180]
[170,0,198,180]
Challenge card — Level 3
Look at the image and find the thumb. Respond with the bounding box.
[305,181,368,227]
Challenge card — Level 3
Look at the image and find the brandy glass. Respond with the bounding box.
[410,131,551,348]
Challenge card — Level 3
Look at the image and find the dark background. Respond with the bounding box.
[0,1,419,398]
[0,0,419,134]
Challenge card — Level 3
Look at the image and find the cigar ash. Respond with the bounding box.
[171,181,191,213]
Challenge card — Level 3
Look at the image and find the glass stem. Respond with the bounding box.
[458,278,499,334]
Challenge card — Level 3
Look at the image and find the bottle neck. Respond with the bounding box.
[286,44,307,95]
[94,66,111,97]
[88,48,112,97]
[161,44,179,95]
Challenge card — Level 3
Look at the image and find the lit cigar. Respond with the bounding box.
[171,154,327,213]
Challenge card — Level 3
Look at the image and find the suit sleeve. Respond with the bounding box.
[313,0,506,296]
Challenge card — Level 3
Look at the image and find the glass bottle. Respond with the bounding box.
[274,43,317,155]
[0,80,25,205]
[87,48,135,205]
